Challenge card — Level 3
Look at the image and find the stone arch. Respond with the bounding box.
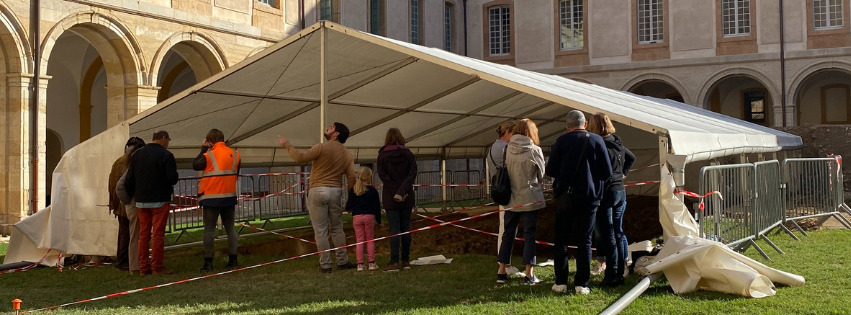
[620,72,692,105]
[788,61,851,125]
[697,67,779,110]
[40,11,145,86]
[247,45,271,58]
[149,31,228,85]
[788,60,851,104]
[567,77,596,85]
[0,1,32,74]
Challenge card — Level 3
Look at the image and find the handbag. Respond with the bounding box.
[489,145,512,205]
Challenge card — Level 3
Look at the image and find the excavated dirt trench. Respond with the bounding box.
[239,196,662,260]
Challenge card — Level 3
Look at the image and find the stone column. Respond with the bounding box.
[117,85,160,125]
[0,74,48,234]
[773,99,796,127]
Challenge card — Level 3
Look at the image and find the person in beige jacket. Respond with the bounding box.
[496,119,546,285]
[279,122,357,273]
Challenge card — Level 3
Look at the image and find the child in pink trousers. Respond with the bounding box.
[346,167,382,271]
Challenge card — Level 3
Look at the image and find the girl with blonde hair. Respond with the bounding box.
[345,166,382,271]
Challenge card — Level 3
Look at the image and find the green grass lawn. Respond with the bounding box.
[1,229,849,314]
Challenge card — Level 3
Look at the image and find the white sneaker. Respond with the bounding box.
[590,261,606,275]
[356,264,365,271]
[575,286,591,295]
[368,262,379,271]
[551,284,569,293]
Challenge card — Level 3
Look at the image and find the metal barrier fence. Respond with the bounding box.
[254,173,307,224]
[699,156,851,260]
[170,175,256,243]
[447,170,486,210]
[414,171,446,211]
[783,157,851,230]
[698,163,755,247]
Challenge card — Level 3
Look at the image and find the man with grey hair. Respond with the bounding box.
[545,110,612,295]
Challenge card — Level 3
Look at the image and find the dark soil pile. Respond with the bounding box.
[779,124,851,200]
[242,196,662,260]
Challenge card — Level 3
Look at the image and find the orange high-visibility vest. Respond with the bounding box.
[198,142,240,201]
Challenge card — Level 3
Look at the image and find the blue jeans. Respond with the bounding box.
[385,207,412,263]
[595,199,618,281]
[598,189,627,278]
[612,190,628,274]
[553,193,597,288]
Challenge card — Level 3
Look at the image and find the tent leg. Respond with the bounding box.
[760,234,784,255]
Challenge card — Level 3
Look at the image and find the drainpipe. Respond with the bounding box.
[300,0,305,29]
[780,0,787,127]
[30,0,41,214]
[463,0,468,56]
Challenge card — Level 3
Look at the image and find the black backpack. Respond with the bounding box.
[489,145,511,205]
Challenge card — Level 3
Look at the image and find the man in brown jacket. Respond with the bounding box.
[108,137,146,274]
[278,122,356,273]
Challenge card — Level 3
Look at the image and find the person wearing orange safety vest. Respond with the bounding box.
[193,128,241,273]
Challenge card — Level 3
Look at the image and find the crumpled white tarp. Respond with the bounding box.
[3,124,128,265]
[645,167,805,297]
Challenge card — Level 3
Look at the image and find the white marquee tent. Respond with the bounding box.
[7,23,804,296]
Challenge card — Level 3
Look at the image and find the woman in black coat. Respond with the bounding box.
[377,128,418,272]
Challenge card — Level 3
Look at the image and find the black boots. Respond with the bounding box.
[200,257,214,273]
[201,255,237,272]
[225,255,238,270]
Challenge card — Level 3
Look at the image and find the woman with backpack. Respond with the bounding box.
[495,119,546,285]
[588,112,635,286]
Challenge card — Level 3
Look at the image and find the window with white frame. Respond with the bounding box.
[411,0,421,44]
[445,3,454,51]
[370,0,383,35]
[722,0,750,36]
[489,6,511,55]
[257,0,275,7]
[814,0,844,29]
[559,0,583,50]
[637,0,664,44]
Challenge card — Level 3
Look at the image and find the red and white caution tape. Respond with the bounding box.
[415,213,557,247]
[674,189,724,212]
[624,180,661,187]
[628,163,660,172]
[0,250,53,275]
[24,200,543,313]
[243,172,310,177]
[238,223,316,245]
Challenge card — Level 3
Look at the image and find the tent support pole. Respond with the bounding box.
[441,158,447,211]
[600,273,662,315]
[320,21,327,143]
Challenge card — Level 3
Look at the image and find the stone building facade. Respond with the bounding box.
[2,0,849,231]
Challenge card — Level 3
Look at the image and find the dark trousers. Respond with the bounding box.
[497,210,538,266]
[595,196,619,281]
[115,215,130,269]
[203,206,238,258]
[386,207,412,263]
[553,193,597,288]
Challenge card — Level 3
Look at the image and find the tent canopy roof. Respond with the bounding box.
[129,22,801,166]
